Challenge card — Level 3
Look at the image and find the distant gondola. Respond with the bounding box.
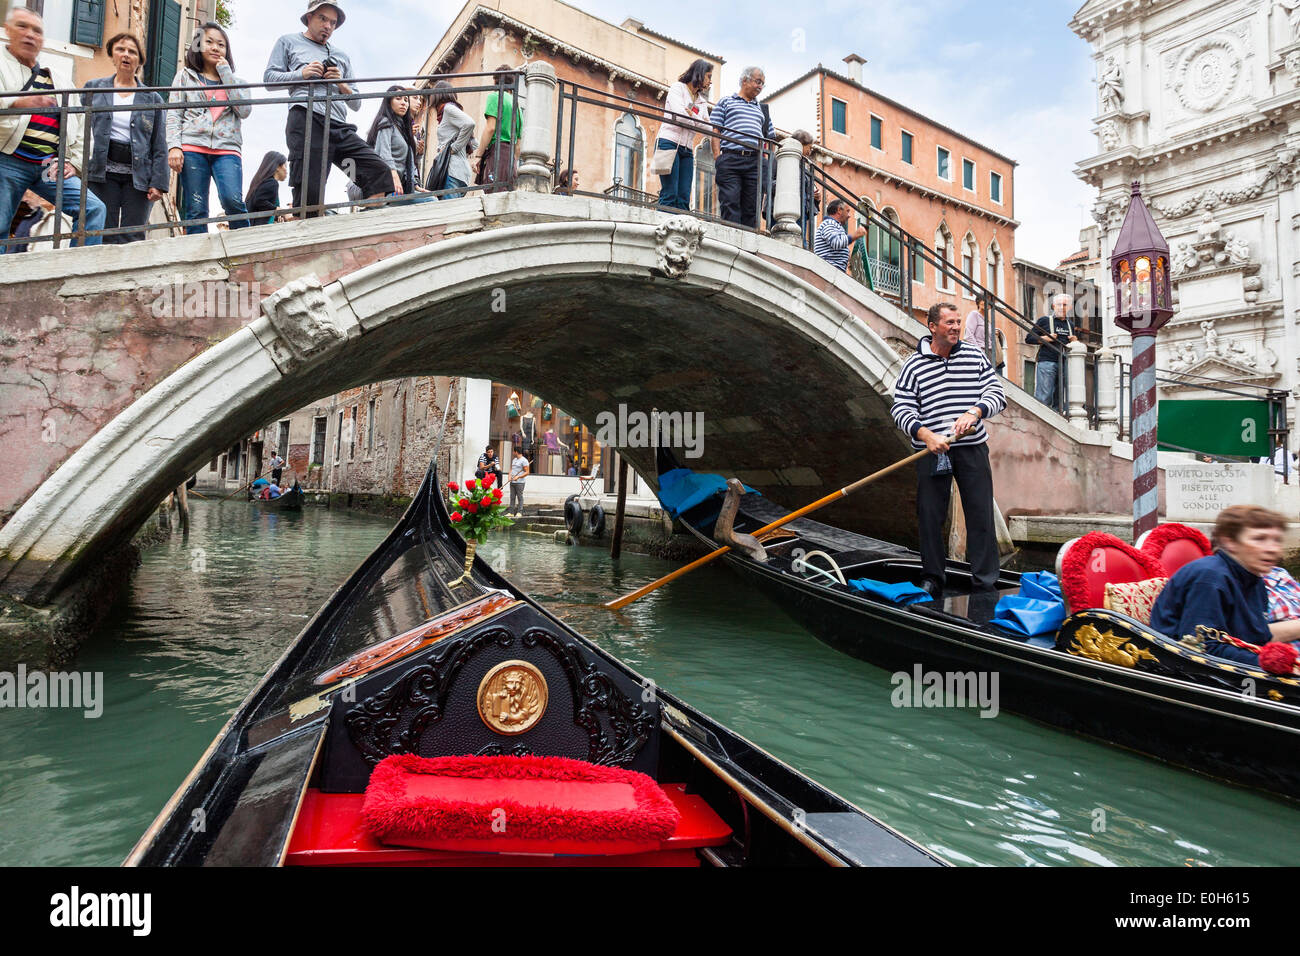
[249,481,304,511]
[125,461,943,867]
[656,450,1300,801]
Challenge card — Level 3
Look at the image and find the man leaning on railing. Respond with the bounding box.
[813,199,866,273]
[0,6,106,248]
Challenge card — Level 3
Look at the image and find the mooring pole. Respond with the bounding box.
[1130,331,1158,541]
[177,481,190,537]
[610,455,629,560]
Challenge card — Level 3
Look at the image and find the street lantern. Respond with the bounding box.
[1110,180,1173,541]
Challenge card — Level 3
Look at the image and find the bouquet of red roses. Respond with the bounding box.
[445,473,512,586]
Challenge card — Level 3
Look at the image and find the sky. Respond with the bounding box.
[222,0,1096,265]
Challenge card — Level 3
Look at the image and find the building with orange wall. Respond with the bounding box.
[764,56,1022,369]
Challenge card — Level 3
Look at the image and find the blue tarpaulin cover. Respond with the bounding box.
[656,469,755,518]
[847,577,933,605]
[992,571,1067,636]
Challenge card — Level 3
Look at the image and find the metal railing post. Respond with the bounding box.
[298,83,315,221]
[53,91,67,248]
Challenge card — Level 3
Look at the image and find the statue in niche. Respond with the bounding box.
[1171,240,1197,275]
[1201,319,1219,354]
[1224,231,1250,264]
[1099,56,1124,112]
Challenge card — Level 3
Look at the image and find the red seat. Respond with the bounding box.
[1056,532,1168,613]
[1136,523,1212,577]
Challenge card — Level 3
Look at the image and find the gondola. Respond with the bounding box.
[657,450,1300,801]
[125,459,944,867]
[249,481,304,511]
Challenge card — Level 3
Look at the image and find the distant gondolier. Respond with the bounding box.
[891,302,1007,598]
[269,453,285,485]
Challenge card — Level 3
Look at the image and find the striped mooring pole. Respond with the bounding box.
[1130,332,1159,541]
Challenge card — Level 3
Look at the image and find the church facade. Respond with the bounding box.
[1072,0,1300,429]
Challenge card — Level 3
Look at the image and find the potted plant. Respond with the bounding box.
[445,473,513,586]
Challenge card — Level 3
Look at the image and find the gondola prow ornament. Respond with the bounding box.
[445,474,513,587]
[1111,182,1173,541]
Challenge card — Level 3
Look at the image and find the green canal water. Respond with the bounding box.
[2,500,1298,867]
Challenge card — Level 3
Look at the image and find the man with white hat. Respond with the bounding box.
[264,0,392,216]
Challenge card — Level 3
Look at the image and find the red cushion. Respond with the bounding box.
[1138,523,1212,576]
[1059,532,1168,612]
[361,754,683,856]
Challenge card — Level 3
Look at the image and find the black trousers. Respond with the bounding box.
[715,150,761,228]
[286,108,393,217]
[91,172,150,244]
[915,442,1000,592]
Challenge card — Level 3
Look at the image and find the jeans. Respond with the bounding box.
[656,139,694,210]
[715,149,761,227]
[437,176,467,200]
[1034,359,1066,413]
[91,172,151,243]
[0,152,106,248]
[180,152,249,234]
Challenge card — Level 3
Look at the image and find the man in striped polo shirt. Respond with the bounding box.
[813,199,866,272]
[0,7,105,248]
[891,302,1007,598]
[710,66,775,229]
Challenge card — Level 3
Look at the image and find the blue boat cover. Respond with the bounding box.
[251,478,270,489]
[847,577,932,605]
[656,469,755,518]
[992,571,1066,636]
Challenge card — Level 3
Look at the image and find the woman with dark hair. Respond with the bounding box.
[244,150,288,225]
[82,32,168,243]
[166,22,251,233]
[474,65,522,192]
[427,80,477,200]
[655,58,716,210]
[553,168,579,195]
[345,86,426,205]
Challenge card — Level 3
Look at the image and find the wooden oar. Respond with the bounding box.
[604,445,938,610]
[221,466,274,502]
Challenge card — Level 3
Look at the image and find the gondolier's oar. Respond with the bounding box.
[221,466,274,502]
[604,444,940,611]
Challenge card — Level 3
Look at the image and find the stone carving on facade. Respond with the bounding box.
[653,215,707,278]
[1278,0,1300,43]
[1150,149,1300,219]
[1224,231,1251,264]
[1169,36,1242,113]
[1201,319,1219,354]
[261,276,345,361]
[1098,119,1121,151]
[1099,56,1124,112]
[1167,341,1200,371]
[1171,240,1197,276]
[1287,50,1300,83]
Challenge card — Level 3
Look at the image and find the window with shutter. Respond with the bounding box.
[72,0,104,46]
[146,0,183,89]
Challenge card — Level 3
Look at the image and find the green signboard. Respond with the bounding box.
[1157,399,1271,457]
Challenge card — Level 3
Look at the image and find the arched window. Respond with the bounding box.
[961,233,978,296]
[935,222,954,291]
[694,141,715,215]
[869,207,903,270]
[986,238,1003,300]
[612,113,644,192]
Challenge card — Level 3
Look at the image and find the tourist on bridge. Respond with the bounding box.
[1150,505,1284,664]
[711,66,776,229]
[891,302,1007,599]
[791,130,821,243]
[167,22,252,234]
[426,81,477,200]
[508,448,530,518]
[474,65,523,193]
[962,308,1004,376]
[553,168,579,195]
[245,151,289,225]
[348,86,426,203]
[82,33,169,244]
[655,58,716,211]
[1026,293,1077,414]
[264,0,392,217]
[0,6,106,249]
[813,199,866,272]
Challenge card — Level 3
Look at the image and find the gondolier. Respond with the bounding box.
[891,302,1006,597]
[269,452,285,485]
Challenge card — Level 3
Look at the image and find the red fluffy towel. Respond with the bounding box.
[1258,642,1300,676]
[361,753,681,845]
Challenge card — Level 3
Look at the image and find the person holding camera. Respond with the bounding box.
[264,0,391,217]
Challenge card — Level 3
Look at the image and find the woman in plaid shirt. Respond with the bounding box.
[1265,566,1300,643]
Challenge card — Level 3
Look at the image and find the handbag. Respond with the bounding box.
[425,144,453,192]
[649,144,678,176]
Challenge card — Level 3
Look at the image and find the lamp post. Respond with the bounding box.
[1110,181,1173,541]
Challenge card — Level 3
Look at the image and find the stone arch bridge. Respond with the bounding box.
[0,192,1141,663]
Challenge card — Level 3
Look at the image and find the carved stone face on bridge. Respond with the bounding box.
[654,215,707,278]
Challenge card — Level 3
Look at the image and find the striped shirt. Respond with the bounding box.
[891,338,1007,449]
[711,93,773,152]
[14,67,60,164]
[813,217,851,271]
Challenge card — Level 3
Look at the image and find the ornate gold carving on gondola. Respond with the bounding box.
[1068,624,1159,668]
[1269,690,1284,702]
[477,660,548,735]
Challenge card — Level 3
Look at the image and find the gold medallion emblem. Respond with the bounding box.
[477,660,548,735]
